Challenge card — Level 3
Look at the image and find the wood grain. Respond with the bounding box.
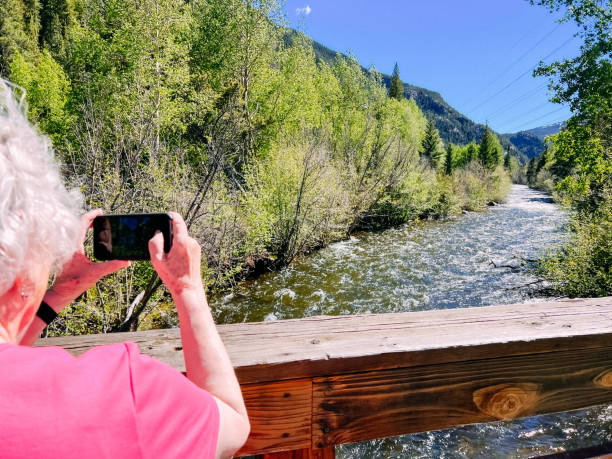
[254,447,335,459]
[238,379,312,456]
[312,347,612,448]
[38,297,612,384]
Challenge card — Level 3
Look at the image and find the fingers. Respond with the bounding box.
[79,209,104,249]
[148,231,165,262]
[169,212,188,240]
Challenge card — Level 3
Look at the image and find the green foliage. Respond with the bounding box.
[388,62,403,100]
[2,0,513,334]
[420,117,443,168]
[530,0,611,298]
[0,0,40,73]
[503,146,511,169]
[540,199,612,297]
[9,50,73,144]
[39,0,76,61]
[445,143,453,175]
[478,125,503,170]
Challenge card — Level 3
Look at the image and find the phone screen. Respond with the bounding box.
[93,213,173,260]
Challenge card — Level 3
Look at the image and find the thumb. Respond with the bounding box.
[148,231,165,263]
[97,259,130,278]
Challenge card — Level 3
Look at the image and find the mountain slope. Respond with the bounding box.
[499,131,545,159]
[500,122,564,159]
[291,31,537,162]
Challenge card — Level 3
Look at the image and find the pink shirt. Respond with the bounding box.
[0,341,219,458]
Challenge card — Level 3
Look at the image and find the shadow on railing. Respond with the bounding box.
[38,297,612,458]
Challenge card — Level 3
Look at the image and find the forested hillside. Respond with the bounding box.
[0,0,511,334]
[500,131,545,159]
[500,122,565,160]
[296,32,531,160]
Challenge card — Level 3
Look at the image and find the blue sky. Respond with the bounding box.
[282,0,582,134]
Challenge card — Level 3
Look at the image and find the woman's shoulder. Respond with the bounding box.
[0,341,147,394]
[0,341,219,458]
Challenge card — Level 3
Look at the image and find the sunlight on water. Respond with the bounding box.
[210,185,612,457]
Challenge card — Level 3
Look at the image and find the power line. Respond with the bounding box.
[467,35,575,113]
[491,96,554,126]
[485,82,549,120]
[481,24,561,92]
[457,22,549,107]
[507,106,566,132]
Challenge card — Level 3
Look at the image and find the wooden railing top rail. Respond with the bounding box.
[37,297,612,456]
[41,297,612,383]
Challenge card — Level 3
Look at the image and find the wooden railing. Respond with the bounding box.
[38,297,612,458]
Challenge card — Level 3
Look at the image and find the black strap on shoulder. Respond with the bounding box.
[36,301,58,325]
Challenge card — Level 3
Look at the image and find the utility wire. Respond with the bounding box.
[481,24,561,92]
[485,82,548,120]
[457,22,547,107]
[492,97,556,126]
[467,35,575,113]
[508,106,566,132]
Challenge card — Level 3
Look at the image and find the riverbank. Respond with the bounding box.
[216,163,513,288]
[210,184,565,323]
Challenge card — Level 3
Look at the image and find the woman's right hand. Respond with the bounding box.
[148,212,204,296]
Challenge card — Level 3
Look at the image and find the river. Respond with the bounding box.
[210,184,612,457]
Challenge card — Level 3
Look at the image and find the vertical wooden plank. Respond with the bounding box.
[237,379,313,457]
[255,446,335,459]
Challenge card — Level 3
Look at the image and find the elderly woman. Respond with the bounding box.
[0,81,249,457]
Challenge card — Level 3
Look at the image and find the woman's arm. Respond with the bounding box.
[148,213,249,459]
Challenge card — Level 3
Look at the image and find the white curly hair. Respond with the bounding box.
[0,79,82,295]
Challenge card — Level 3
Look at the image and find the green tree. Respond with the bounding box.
[478,125,503,170]
[466,143,477,163]
[526,157,537,185]
[503,145,511,169]
[445,142,453,175]
[0,0,40,73]
[530,0,611,297]
[39,0,76,61]
[9,49,72,144]
[420,117,442,168]
[388,62,403,100]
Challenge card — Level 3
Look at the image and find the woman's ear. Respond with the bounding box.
[0,276,24,304]
[0,276,27,336]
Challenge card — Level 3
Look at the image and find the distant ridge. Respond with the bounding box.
[499,131,545,159]
[500,122,564,159]
[523,121,565,140]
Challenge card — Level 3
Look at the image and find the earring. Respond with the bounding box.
[21,290,28,299]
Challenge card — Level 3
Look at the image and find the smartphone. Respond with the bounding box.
[93,213,173,261]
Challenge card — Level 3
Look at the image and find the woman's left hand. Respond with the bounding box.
[44,209,130,312]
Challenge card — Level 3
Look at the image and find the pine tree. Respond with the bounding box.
[0,0,40,73]
[466,143,476,163]
[420,118,442,168]
[388,62,403,100]
[445,143,453,175]
[478,125,502,171]
[39,0,75,61]
[527,157,537,185]
[503,145,511,169]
